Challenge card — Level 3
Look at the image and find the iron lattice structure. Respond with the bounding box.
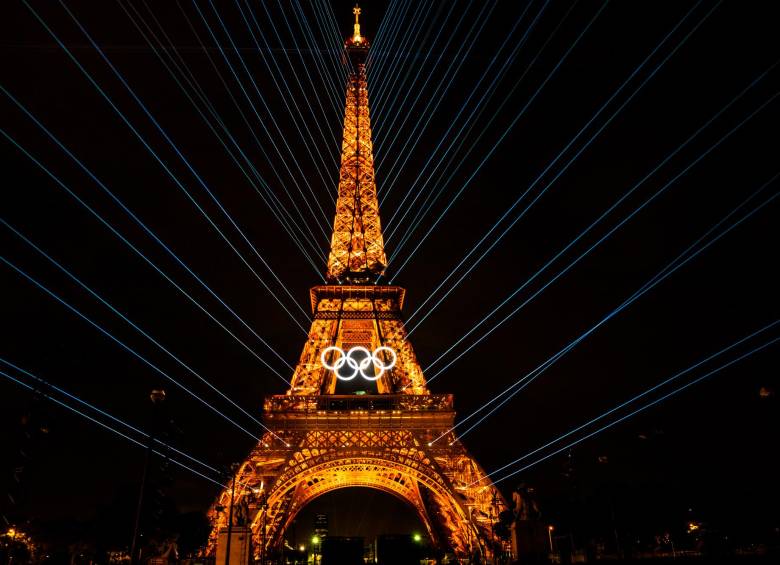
[325,48,386,282]
[207,8,509,562]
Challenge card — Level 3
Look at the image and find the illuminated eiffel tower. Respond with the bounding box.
[207,6,509,562]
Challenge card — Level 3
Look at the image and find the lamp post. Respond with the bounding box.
[130,389,166,565]
[311,535,320,564]
[260,490,268,565]
[547,525,555,554]
[224,463,239,565]
[490,489,500,562]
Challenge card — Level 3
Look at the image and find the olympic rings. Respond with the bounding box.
[320,346,397,381]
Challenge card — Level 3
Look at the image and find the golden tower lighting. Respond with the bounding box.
[206,6,509,562]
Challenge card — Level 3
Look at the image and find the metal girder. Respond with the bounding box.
[326,63,387,283]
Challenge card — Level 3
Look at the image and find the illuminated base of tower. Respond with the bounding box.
[206,395,508,561]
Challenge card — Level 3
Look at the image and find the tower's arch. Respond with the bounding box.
[262,458,441,545]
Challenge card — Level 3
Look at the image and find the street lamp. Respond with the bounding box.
[413,533,422,543]
[130,389,166,565]
[259,489,268,565]
[547,525,555,553]
[224,463,240,565]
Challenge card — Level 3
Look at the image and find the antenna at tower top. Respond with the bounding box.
[345,3,369,58]
[352,3,362,43]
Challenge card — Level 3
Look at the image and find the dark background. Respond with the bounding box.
[1,0,778,551]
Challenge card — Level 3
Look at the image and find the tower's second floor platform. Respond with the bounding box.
[263,394,454,430]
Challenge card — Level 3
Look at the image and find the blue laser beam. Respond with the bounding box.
[384,0,558,247]
[28,0,312,330]
[396,0,716,304]
[487,335,780,486]
[189,0,332,235]
[370,0,438,134]
[421,91,780,384]
[366,0,398,70]
[367,0,408,79]
[120,0,326,276]
[373,0,458,146]
[235,0,338,200]
[0,255,291,444]
[297,0,350,113]
[0,358,224,478]
[0,368,227,488]
[417,65,779,366]
[389,0,616,282]
[2,218,276,438]
[432,181,779,443]
[302,0,347,93]
[374,1,479,158]
[451,183,780,440]
[0,126,292,382]
[473,319,780,485]
[245,0,339,154]
[382,0,547,232]
[62,0,317,324]
[369,0,409,74]
[174,1,329,261]
[311,0,351,83]
[295,0,348,116]
[367,0,417,109]
[384,4,568,262]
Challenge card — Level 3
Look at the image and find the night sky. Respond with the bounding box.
[1,0,778,548]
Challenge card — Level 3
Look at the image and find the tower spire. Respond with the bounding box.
[352,4,362,42]
[326,6,386,283]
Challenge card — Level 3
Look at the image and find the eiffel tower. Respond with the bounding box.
[207,6,509,562]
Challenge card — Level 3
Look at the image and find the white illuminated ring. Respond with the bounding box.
[320,346,397,381]
[364,346,397,381]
